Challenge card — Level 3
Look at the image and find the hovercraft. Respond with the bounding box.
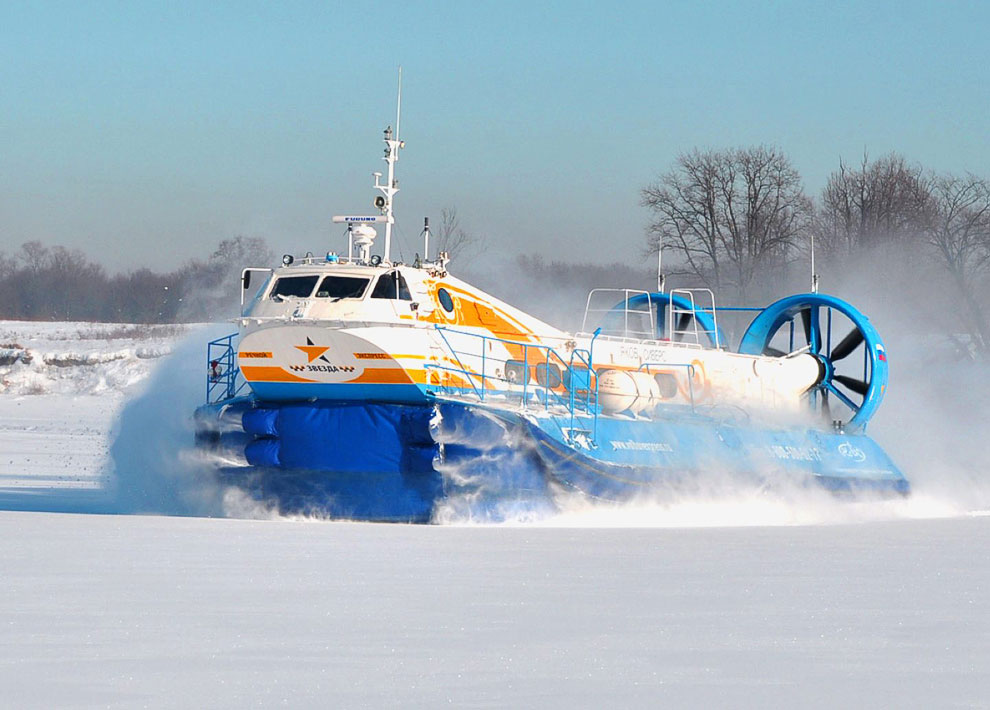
[194,95,906,522]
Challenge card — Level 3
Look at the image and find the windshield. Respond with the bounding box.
[270,275,319,299]
[315,275,371,300]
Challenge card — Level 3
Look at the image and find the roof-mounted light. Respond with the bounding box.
[282,254,294,266]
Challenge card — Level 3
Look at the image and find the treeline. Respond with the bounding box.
[0,237,272,323]
[641,150,990,357]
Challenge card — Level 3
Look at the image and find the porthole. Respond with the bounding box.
[437,288,455,313]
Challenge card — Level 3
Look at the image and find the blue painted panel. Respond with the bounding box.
[245,438,280,467]
[242,407,279,437]
[246,381,427,403]
[524,413,907,500]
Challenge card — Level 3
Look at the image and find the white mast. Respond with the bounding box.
[422,217,430,261]
[810,233,819,293]
[656,235,666,292]
[374,67,404,264]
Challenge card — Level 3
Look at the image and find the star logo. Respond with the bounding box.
[295,337,330,363]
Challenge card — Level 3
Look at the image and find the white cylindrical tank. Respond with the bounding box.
[627,371,661,415]
[598,370,660,415]
[598,370,637,413]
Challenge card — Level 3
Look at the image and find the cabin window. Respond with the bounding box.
[655,372,679,399]
[270,275,319,299]
[314,276,371,300]
[504,359,529,385]
[535,363,562,388]
[370,271,412,300]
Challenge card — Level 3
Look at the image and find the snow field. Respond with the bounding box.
[1,512,989,709]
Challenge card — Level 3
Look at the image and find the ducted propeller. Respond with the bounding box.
[737,293,889,432]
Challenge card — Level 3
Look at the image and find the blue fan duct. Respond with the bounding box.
[738,293,887,431]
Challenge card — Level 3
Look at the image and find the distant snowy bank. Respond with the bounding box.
[0,320,186,397]
[0,320,210,507]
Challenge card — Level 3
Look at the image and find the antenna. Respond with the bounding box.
[422,216,431,262]
[656,235,666,293]
[395,66,402,144]
[810,233,820,294]
[374,67,405,265]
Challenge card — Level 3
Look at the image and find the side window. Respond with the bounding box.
[535,363,562,388]
[504,360,529,384]
[396,273,411,301]
[371,272,413,301]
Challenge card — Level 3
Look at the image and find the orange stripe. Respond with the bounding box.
[439,282,535,338]
[344,368,426,385]
[240,366,317,383]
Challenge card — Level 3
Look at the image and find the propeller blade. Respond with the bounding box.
[822,389,832,420]
[800,308,822,353]
[830,328,864,362]
[764,346,787,357]
[834,374,869,396]
[674,312,691,342]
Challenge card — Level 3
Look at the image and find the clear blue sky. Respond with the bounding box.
[2,1,988,270]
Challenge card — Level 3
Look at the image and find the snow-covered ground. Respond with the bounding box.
[1,320,989,708]
[0,321,181,510]
[2,512,989,708]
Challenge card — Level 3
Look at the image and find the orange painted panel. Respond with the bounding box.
[240,366,317,383]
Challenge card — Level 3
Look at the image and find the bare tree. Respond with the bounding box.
[818,152,934,256]
[926,174,990,355]
[435,207,484,264]
[642,146,811,301]
[179,236,275,321]
[0,251,15,279]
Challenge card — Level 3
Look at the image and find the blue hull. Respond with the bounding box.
[522,412,908,499]
[194,398,908,522]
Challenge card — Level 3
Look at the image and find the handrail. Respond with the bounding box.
[240,267,274,314]
[427,327,709,447]
[581,288,654,338]
[669,288,722,348]
[206,333,248,404]
[432,326,484,400]
[427,326,602,441]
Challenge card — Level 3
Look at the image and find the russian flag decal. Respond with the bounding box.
[876,344,887,362]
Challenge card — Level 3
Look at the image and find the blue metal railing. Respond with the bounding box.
[426,327,603,440]
[426,326,708,448]
[207,333,248,404]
